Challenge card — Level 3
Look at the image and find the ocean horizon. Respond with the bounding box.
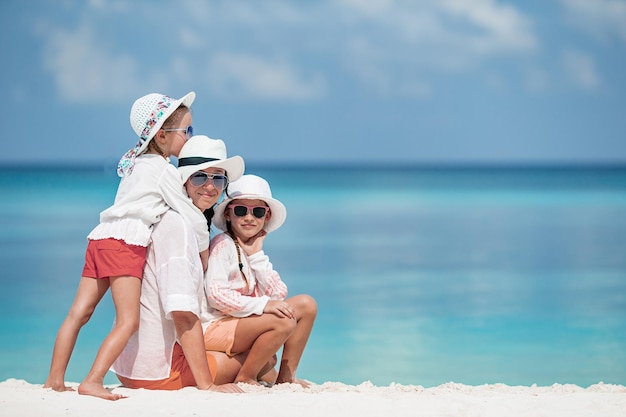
[1,163,625,388]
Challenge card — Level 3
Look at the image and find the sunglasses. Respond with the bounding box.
[229,204,268,219]
[188,171,228,189]
[163,125,193,140]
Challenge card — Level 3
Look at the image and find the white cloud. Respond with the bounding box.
[179,27,206,50]
[34,1,541,102]
[40,24,141,103]
[561,49,601,91]
[37,20,197,103]
[205,52,326,100]
[335,0,537,96]
[439,0,537,54]
[559,0,626,43]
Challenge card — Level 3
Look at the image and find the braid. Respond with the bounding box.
[146,139,167,158]
[226,221,250,293]
[203,207,215,229]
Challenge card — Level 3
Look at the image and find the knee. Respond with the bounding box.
[67,306,95,327]
[274,315,297,336]
[298,294,317,318]
[115,315,140,335]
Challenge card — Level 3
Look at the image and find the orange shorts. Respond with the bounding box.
[81,238,146,279]
[116,343,231,390]
[204,317,240,356]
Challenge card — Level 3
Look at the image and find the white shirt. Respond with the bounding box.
[111,209,208,380]
[87,154,210,251]
[204,232,288,323]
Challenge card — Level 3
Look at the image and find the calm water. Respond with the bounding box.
[1,164,625,388]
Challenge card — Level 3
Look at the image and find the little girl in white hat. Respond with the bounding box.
[204,174,317,387]
[45,92,210,400]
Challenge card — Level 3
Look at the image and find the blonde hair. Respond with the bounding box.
[162,105,189,129]
[146,105,190,157]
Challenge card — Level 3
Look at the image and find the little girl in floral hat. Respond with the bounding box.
[44,92,209,400]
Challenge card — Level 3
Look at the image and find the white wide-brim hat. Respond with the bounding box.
[130,91,195,155]
[177,135,245,184]
[213,174,286,234]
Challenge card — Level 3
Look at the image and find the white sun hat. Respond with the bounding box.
[178,135,245,184]
[213,174,287,234]
[117,91,195,177]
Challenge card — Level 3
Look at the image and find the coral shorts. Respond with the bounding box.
[116,343,235,390]
[117,343,194,390]
[203,317,240,356]
[81,238,146,280]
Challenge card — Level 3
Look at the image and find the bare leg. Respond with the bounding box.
[206,351,277,386]
[258,365,278,387]
[276,295,317,386]
[206,351,245,385]
[77,276,140,400]
[231,314,296,385]
[258,355,278,385]
[44,277,109,392]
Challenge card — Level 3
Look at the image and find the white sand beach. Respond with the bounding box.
[1,378,625,417]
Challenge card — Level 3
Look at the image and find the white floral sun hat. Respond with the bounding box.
[117,91,195,177]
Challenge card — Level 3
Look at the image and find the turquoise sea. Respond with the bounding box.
[1,164,625,388]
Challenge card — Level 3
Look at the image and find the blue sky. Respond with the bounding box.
[1,0,625,166]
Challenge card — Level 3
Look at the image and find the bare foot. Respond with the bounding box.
[234,378,261,386]
[77,382,127,401]
[43,380,75,392]
[208,383,244,393]
[276,378,310,388]
[296,378,311,388]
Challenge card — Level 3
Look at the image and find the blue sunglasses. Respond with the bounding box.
[163,125,193,140]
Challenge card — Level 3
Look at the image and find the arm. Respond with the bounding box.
[151,212,239,392]
[173,311,242,393]
[172,311,214,389]
[248,251,288,299]
[234,230,287,299]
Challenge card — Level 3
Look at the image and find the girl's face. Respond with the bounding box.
[185,167,226,211]
[225,198,271,240]
[163,111,192,158]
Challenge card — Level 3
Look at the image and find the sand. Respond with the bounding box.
[1,378,625,417]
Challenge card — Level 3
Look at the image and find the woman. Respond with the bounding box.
[111,135,245,392]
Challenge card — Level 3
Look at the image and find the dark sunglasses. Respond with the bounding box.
[163,125,193,140]
[188,171,228,189]
[230,204,268,219]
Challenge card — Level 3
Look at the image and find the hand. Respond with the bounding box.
[207,383,244,393]
[237,230,267,256]
[264,300,295,319]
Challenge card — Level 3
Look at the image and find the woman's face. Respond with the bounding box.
[184,167,227,211]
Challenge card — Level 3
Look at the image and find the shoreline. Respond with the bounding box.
[2,378,625,417]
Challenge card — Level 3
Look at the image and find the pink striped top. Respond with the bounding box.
[204,232,288,322]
